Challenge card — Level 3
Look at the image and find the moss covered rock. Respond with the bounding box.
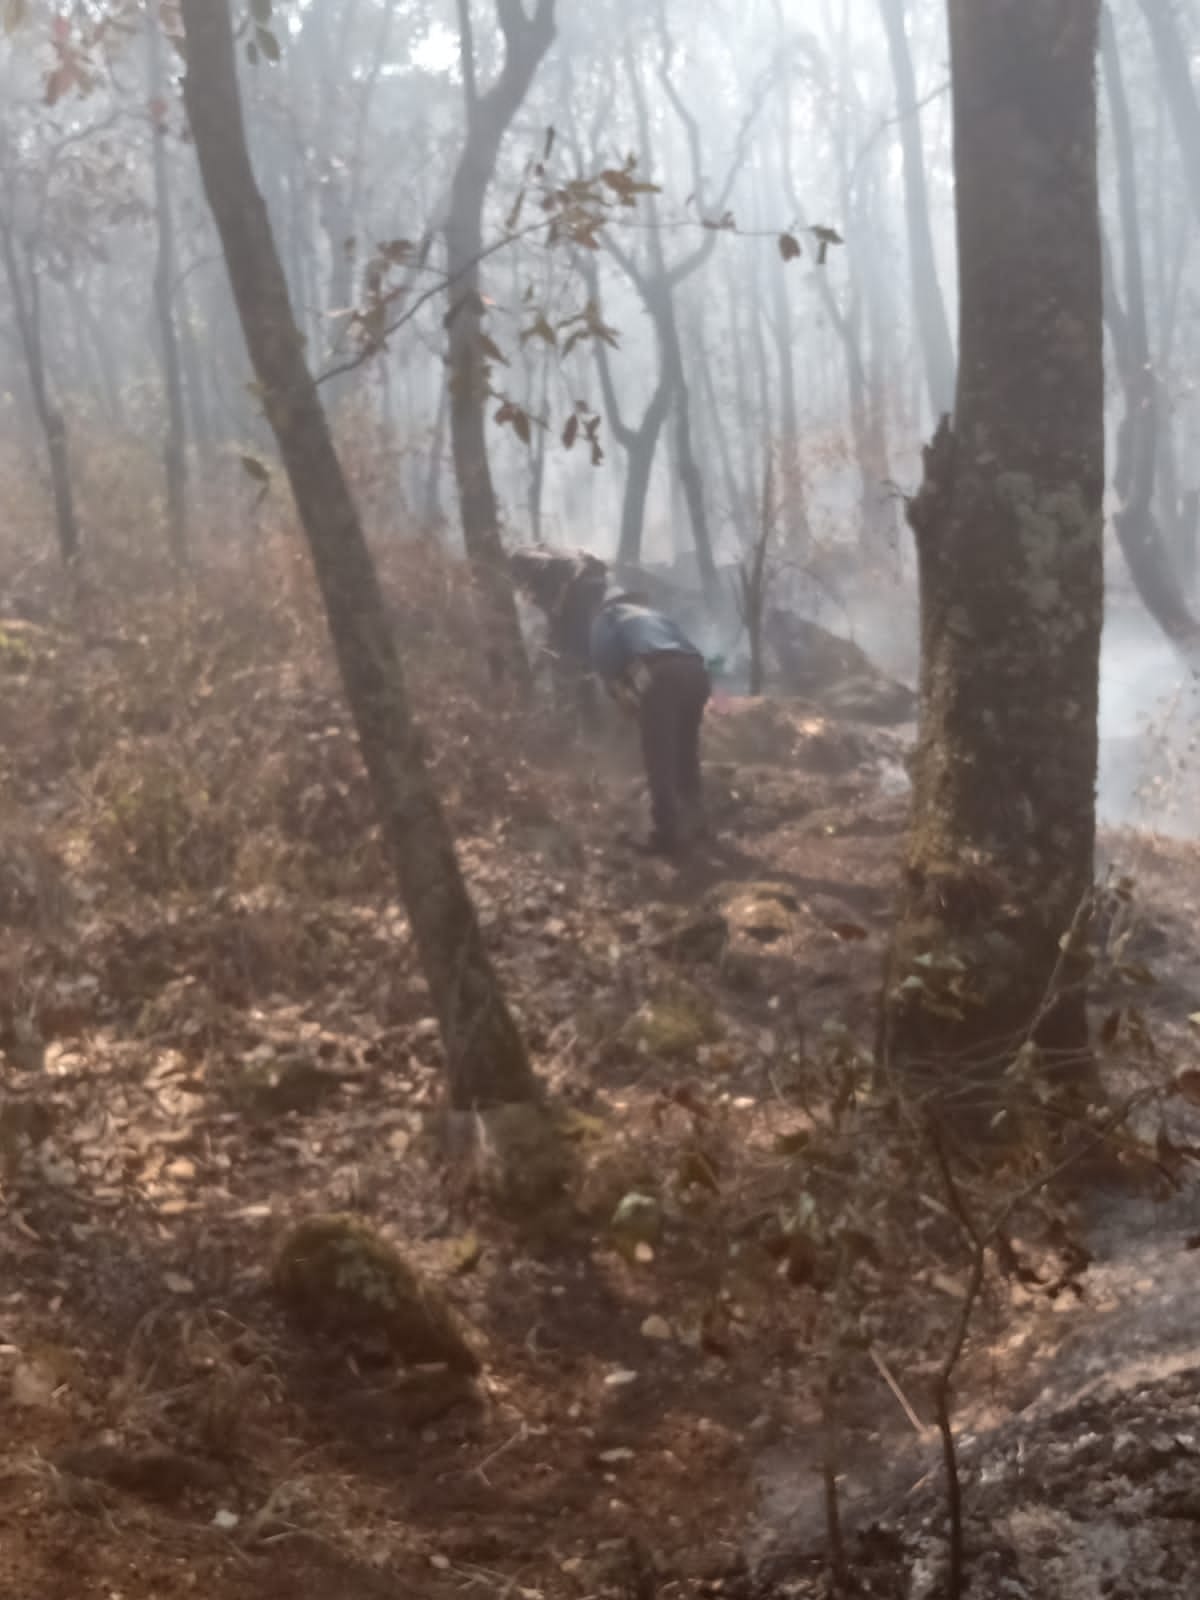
[625,983,722,1059]
[272,1214,480,1373]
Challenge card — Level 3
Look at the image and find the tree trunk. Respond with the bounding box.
[445,0,555,691]
[147,2,189,565]
[0,218,80,565]
[862,252,903,562]
[176,275,215,459]
[1100,6,1200,654]
[881,0,1104,1087]
[318,166,356,402]
[777,2,896,555]
[767,237,810,556]
[527,348,549,543]
[618,389,672,569]
[877,0,957,422]
[698,333,752,547]
[666,334,719,596]
[422,369,450,532]
[179,0,537,1113]
[1136,0,1200,228]
[621,47,721,601]
[738,453,774,696]
[582,255,674,569]
[852,155,905,560]
[726,265,759,548]
[68,278,124,426]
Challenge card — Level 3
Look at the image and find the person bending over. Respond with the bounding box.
[510,544,609,731]
[590,592,712,856]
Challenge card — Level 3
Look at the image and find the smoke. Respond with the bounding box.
[1097,611,1200,837]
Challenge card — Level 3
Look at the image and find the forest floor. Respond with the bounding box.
[2,553,1200,1599]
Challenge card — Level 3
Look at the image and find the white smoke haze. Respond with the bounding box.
[0,0,1193,843]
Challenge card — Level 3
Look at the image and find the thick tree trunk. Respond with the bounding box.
[179,0,537,1112]
[444,0,555,691]
[147,2,189,565]
[882,0,1104,1086]
[877,0,957,422]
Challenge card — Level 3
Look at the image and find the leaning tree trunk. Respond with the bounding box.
[444,0,556,692]
[147,1,189,565]
[179,0,537,1113]
[881,0,1104,1086]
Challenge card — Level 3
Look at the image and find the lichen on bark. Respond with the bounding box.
[881,0,1105,1112]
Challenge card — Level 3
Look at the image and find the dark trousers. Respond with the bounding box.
[638,652,711,847]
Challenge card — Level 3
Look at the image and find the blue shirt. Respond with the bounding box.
[589,601,702,684]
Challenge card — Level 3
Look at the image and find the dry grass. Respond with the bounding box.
[0,435,1196,1598]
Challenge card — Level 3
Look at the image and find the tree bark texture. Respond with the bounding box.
[179,0,537,1112]
[881,0,1105,1083]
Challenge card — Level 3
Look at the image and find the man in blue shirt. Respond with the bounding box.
[590,593,712,855]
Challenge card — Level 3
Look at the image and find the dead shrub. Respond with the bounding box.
[0,454,577,919]
[90,746,237,894]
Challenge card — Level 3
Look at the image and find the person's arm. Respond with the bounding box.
[594,611,656,714]
[590,611,620,680]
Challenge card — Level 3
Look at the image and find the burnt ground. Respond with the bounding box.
[2,588,1200,1600]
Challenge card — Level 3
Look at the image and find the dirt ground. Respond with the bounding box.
[2,585,1200,1600]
